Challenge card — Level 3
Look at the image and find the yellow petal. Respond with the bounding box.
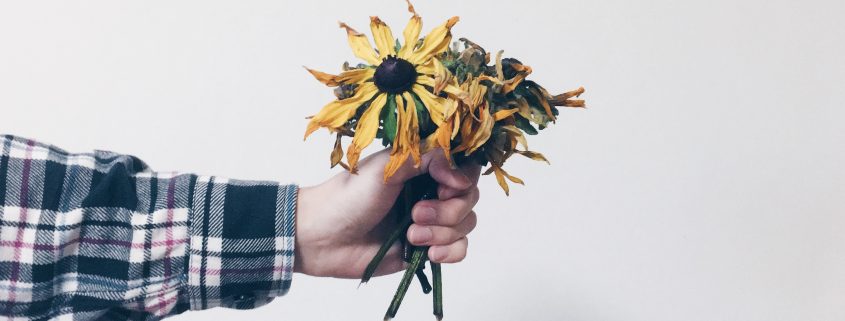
[493,108,519,121]
[516,150,550,164]
[384,95,411,182]
[339,22,380,65]
[442,98,459,119]
[491,166,510,196]
[466,77,488,108]
[329,133,351,171]
[398,2,422,60]
[407,16,459,65]
[494,50,504,82]
[304,83,379,139]
[337,68,374,85]
[465,105,494,155]
[451,108,461,139]
[401,92,422,167]
[370,16,396,59]
[347,93,389,170]
[501,125,528,150]
[431,58,450,94]
[422,115,453,164]
[412,84,446,126]
[502,65,532,94]
[305,67,340,86]
[550,86,586,108]
[416,59,435,75]
[305,67,374,87]
[503,170,524,185]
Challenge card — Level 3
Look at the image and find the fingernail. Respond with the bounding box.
[417,207,437,223]
[411,226,433,244]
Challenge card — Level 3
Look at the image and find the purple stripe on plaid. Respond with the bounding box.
[0,237,189,251]
[6,139,35,312]
[154,176,178,316]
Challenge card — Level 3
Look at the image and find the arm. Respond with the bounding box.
[0,135,480,319]
[0,135,295,319]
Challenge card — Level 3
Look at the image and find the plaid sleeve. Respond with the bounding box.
[0,135,297,320]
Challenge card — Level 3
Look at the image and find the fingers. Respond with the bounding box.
[413,187,480,226]
[407,183,479,265]
[438,162,482,199]
[427,153,472,191]
[408,210,477,246]
[429,237,468,263]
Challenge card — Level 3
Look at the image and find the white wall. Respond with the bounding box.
[1,0,843,320]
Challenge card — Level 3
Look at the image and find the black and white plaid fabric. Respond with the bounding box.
[0,135,297,320]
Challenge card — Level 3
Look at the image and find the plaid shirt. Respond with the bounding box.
[0,135,297,320]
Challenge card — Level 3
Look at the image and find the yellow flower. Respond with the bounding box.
[304,1,464,180]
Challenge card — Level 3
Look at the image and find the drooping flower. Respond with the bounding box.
[304,1,465,180]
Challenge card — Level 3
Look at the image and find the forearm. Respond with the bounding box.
[0,135,297,319]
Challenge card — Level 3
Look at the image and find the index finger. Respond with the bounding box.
[439,161,482,200]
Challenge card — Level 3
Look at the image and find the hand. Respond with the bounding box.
[294,148,481,278]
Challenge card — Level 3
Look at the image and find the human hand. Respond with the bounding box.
[294,148,481,278]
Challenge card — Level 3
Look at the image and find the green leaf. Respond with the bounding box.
[382,94,397,146]
[412,93,434,137]
[514,114,538,135]
[395,39,402,54]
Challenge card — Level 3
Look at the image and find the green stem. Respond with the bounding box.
[384,247,427,320]
[432,262,443,320]
[360,213,412,285]
[415,263,432,294]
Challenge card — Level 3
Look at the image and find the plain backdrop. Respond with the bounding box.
[1,0,844,320]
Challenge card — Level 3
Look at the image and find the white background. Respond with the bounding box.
[1,0,844,320]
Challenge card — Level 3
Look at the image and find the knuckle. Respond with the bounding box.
[464,212,478,232]
[470,186,480,203]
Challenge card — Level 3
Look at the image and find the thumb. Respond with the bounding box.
[355,148,472,191]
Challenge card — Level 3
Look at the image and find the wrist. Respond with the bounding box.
[294,184,333,276]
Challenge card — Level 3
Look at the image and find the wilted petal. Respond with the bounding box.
[422,116,454,164]
[412,84,446,126]
[370,16,396,59]
[347,93,389,170]
[501,125,528,150]
[305,67,374,87]
[304,82,379,139]
[401,92,422,167]
[339,22,380,65]
[501,65,532,94]
[465,105,494,155]
[516,150,550,164]
[550,87,587,108]
[492,108,519,121]
[407,17,459,65]
[398,2,422,60]
[491,166,510,196]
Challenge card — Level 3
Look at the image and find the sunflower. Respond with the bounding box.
[304,1,465,180]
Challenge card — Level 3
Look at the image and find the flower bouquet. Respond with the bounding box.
[303,1,585,319]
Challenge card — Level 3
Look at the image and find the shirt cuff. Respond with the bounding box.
[185,176,297,310]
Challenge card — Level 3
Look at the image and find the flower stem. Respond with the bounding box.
[432,262,443,320]
[360,213,412,285]
[415,263,432,294]
[384,246,427,320]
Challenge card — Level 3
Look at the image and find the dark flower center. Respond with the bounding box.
[374,56,417,94]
